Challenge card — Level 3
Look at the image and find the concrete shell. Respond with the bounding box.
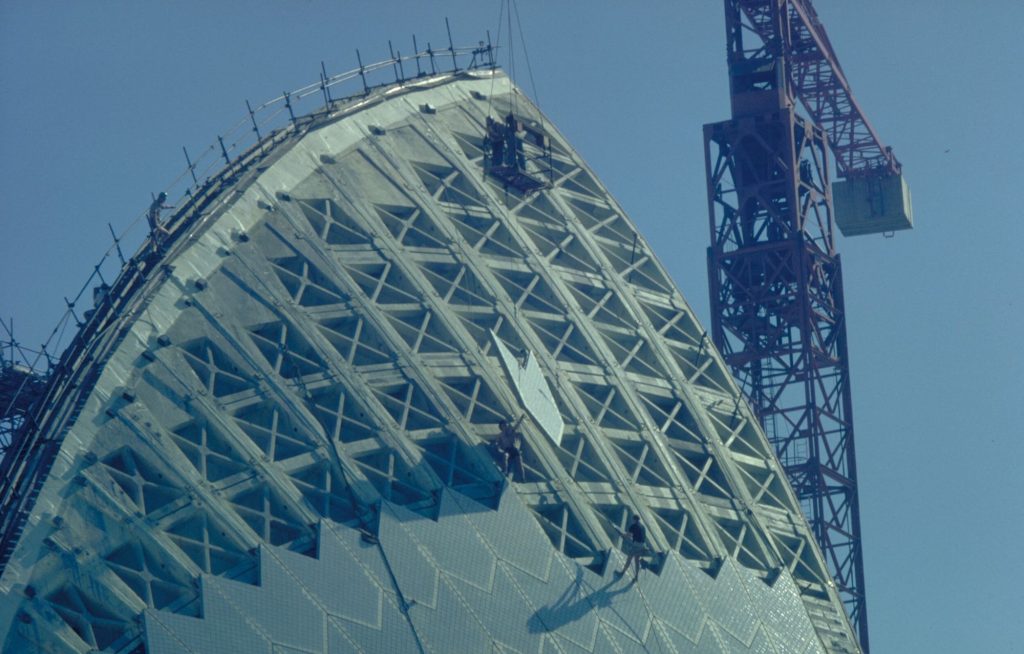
[0,70,861,653]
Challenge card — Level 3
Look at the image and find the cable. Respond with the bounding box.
[511,0,545,131]
[487,0,507,119]
[507,0,516,115]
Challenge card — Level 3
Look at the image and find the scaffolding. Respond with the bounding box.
[0,320,49,461]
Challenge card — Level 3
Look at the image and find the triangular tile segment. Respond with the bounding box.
[298,197,372,247]
[384,308,459,354]
[134,488,830,654]
[417,259,493,307]
[375,203,449,250]
[420,435,500,506]
[271,253,349,308]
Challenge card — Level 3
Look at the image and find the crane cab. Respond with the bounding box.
[833,173,914,236]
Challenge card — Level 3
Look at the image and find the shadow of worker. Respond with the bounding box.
[528,566,633,634]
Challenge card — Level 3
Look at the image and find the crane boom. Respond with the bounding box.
[733,0,900,177]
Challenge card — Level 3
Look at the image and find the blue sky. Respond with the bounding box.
[2,1,1022,651]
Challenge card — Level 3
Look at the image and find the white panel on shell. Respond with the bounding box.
[492,330,565,446]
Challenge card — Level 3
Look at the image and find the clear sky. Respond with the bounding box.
[2,1,1022,651]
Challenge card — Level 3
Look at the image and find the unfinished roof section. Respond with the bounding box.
[0,69,860,653]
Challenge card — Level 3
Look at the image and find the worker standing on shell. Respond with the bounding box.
[616,515,647,582]
[495,415,525,482]
[147,192,174,249]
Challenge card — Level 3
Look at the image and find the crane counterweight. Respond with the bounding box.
[834,174,914,236]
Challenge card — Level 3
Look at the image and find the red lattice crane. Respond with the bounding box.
[703,1,913,650]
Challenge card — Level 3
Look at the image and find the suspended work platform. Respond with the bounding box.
[483,112,551,193]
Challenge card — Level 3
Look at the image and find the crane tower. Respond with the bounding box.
[703,1,913,651]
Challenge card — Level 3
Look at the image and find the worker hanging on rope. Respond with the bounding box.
[485,114,527,172]
[484,115,508,172]
[505,113,527,170]
[615,515,647,582]
[495,414,525,482]
[146,192,174,250]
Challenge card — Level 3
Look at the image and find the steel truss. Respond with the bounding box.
[0,330,48,462]
[705,1,869,647]
[705,106,867,650]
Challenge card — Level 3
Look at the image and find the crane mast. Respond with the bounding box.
[703,1,912,650]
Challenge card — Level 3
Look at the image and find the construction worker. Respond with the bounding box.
[147,192,173,248]
[495,415,525,482]
[506,113,527,170]
[616,515,646,582]
[484,115,507,174]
